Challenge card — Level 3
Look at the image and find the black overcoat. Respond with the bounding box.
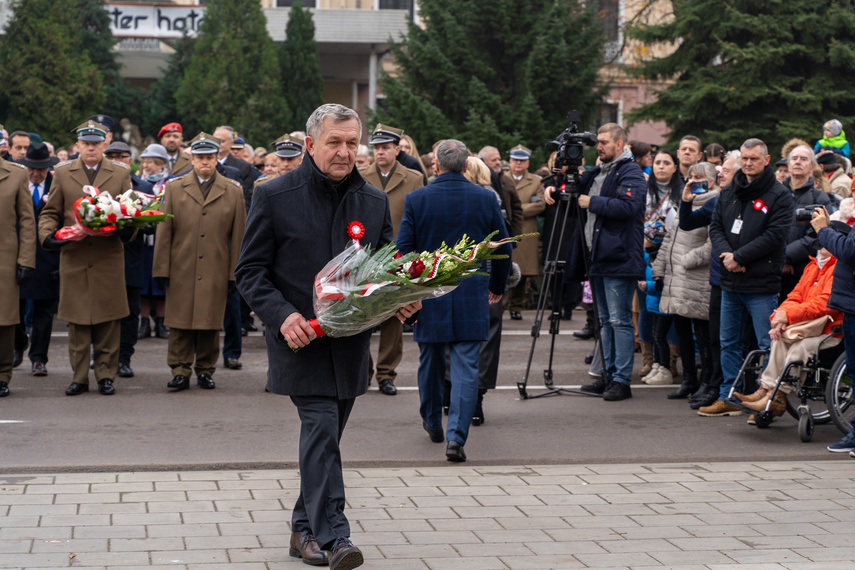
[235,154,393,400]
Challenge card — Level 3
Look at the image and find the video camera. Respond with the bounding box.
[550,110,598,174]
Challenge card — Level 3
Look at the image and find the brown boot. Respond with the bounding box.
[638,342,654,378]
[734,386,769,403]
[669,343,680,378]
[744,390,787,415]
[289,531,328,566]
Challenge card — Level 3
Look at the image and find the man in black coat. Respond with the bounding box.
[15,142,59,374]
[236,105,419,570]
[705,138,794,417]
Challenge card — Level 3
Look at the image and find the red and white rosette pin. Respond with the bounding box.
[753,199,768,214]
[347,220,365,244]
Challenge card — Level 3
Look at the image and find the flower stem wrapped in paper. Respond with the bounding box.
[292,220,536,351]
[54,185,172,241]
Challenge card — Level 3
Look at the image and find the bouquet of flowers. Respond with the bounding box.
[55,185,171,241]
[293,220,536,351]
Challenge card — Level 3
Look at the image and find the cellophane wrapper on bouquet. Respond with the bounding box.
[293,221,536,351]
[54,185,171,241]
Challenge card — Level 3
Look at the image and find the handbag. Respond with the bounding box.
[782,315,832,340]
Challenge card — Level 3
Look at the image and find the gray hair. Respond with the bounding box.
[477,145,498,161]
[306,104,362,141]
[688,161,717,183]
[435,139,469,173]
[741,138,768,156]
[788,144,817,166]
[357,144,370,158]
[214,126,235,142]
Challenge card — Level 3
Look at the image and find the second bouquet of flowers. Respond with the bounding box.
[293,220,535,351]
[55,185,171,241]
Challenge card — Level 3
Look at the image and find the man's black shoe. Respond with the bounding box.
[98,379,115,395]
[603,381,632,401]
[12,351,23,368]
[510,311,522,320]
[241,328,249,337]
[446,441,467,462]
[0,381,9,397]
[423,421,444,443]
[584,353,594,365]
[197,374,215,389]
[378,379,397,395]
[66,382,89,396]
[244,321,258,332]
[138,318,152,338]
[580,376,608,395]
[689,389,718,410]
[32,362,47,376]
[224,358,242,370]
[573,326,594,340]
[326,536,363,570]
[167,375,189,391]
[117,362,134,378]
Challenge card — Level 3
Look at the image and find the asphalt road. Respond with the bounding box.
[0,310,848,472]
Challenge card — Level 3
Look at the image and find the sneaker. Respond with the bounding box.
[850,450,855,458]
[641,363,660,384]
[603,381,632,401]
[581,376,609,395]
[827,431,855,453]
[645,368,674,386]
[698,399,743,417]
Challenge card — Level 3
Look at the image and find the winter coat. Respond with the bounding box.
[828,168,852,200]
[817,225,855,315]
[784,176,832,272]
[512,172,545,275]
[0,158,36,326]
[775,256,841,335]
[709,166,794,295]
[679,195,720,287]
[359,161,424,236]
[652,189,718,320]
[642,252,664,315]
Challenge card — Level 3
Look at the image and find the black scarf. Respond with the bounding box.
[731,165,776,202]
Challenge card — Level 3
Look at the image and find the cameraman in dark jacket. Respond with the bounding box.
[782,145,831,299]
[705,138,794,417]
[556,123,646,401]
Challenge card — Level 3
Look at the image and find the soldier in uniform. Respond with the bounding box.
[360,124,425,395]
[505,145,545,320]
[39,120,134,396]
[159,122,191,175]
[153,133,247,392]
[253,135,304,191]
[0,131,37,398]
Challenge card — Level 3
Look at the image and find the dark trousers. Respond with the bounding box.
[506,276,528,311]
[478,299,504,390]
[223,288,242,360]
[709,286,723,389]
[0,325,13,384]
[119,286,141,364]
[369,317,403,384]
[15,298,56,364]
[654,314,705,380]
[290,395,355,549]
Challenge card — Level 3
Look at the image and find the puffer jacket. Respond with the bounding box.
[652,189,719,320]
[775,255,841,335]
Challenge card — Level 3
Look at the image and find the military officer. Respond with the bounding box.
[39,120,134,396]
[153,133,247,391]
[0,131,36,398]
[253,134,304,191]
[159,122,191,174]
[505,145,544,320]
[360,124,424,395]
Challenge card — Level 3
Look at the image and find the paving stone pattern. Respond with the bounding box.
[1,461,854,569]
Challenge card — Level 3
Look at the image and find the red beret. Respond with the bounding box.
[158,122,183,139]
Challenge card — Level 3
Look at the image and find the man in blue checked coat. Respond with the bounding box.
[396,139,512,463]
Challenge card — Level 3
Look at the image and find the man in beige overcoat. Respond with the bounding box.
[359,124,424,395]
[505,144,545,320]
[0,132,36,398]
[153,133,246,391]
[39,120,133,396]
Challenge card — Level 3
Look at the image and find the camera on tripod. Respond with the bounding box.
[549,110,598,187]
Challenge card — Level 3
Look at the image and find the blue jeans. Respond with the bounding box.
[718,290,778,400]
[418,341,480,445]
[591,276,636,386]
[842,314,855,434]
[222,288,242,360]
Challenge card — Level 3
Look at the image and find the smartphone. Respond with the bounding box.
[690,180,709,194]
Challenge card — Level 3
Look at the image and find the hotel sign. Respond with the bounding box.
[106,3,206,38]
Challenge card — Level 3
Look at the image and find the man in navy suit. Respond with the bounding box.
[396,139,512,462]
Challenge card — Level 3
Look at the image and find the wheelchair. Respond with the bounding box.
[724,339,854,442]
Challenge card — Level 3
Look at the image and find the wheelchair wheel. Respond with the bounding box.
[798,409,814,442]
[825,353,855,434]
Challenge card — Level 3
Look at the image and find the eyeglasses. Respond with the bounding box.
[107,154,131,160]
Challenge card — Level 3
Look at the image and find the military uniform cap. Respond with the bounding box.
[232,135,246,149]
[369,124,403,146]
[73,120,109,142]
[189,132,221,155]
[88,114,115,131]
[508,144,532,160]
[271,134,303,158]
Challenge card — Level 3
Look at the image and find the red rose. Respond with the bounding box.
[107,213,117,223]
[409,259,426,278]
[394,251,403,259]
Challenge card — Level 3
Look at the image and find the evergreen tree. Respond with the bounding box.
[375,0,604,164]
[175,0,288,145]
[625,0,855,153]
[280,1,324,132]
[143,34,195,137]
[0,0,104,146]
[76,0,142,124]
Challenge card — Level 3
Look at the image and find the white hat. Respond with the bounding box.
[140,143,171,162]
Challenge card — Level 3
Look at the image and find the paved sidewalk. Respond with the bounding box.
[1,460,854,569]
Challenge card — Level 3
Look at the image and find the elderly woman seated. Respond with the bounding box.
[734,244,842,413]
